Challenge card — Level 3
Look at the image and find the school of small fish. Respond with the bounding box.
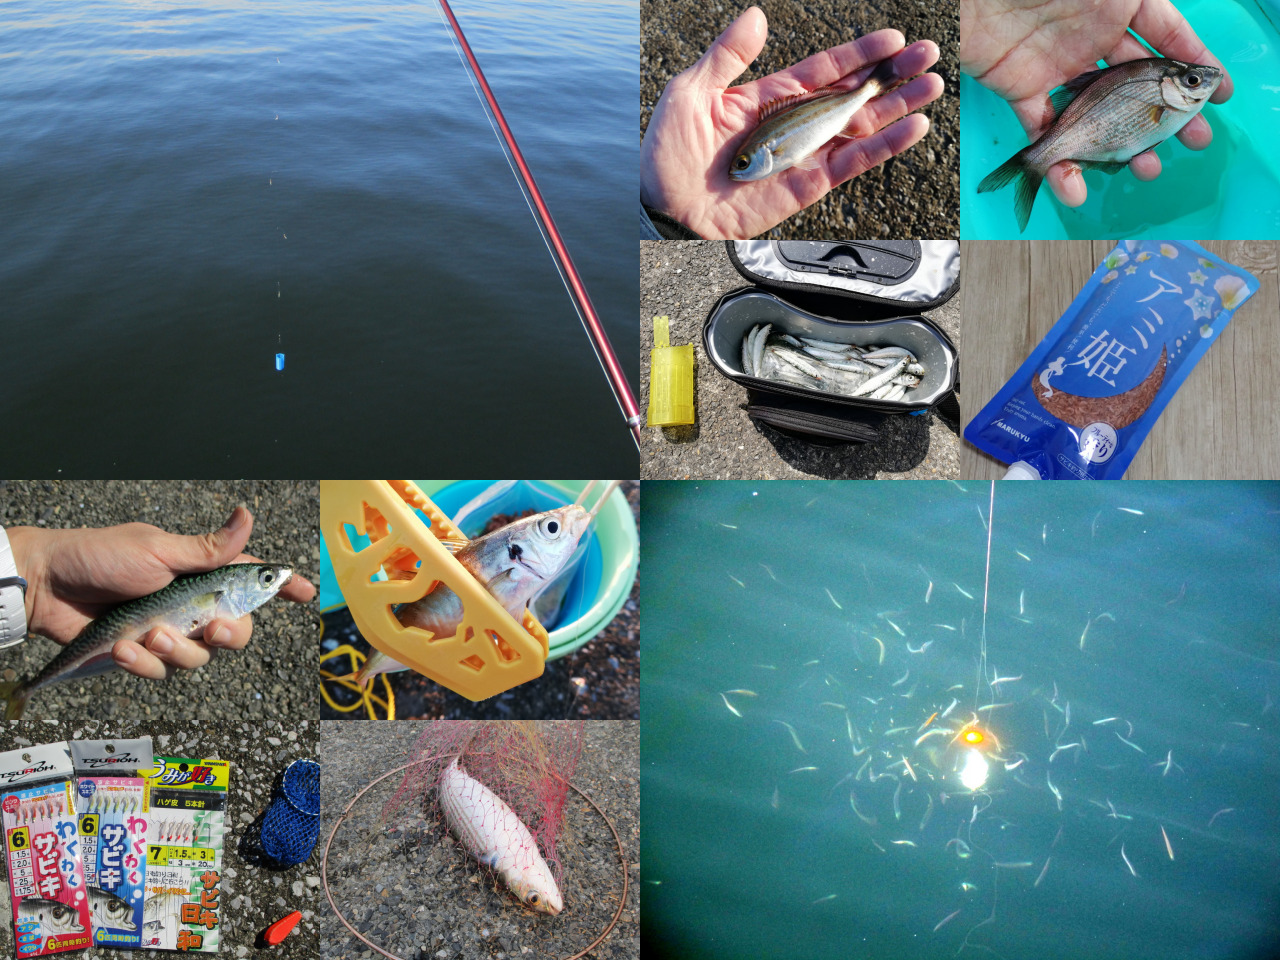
[740,323,927,401]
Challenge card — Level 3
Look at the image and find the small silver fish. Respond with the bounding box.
[0,563,291,722]
[17,897,85,936]
[729,59,897,180]
[438,758,563,914]
[89,885,137,932]
[979,58,1222,231]
[357,505,590,682]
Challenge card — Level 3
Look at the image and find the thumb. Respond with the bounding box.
[684,6,768,92]
[155,506,254,573]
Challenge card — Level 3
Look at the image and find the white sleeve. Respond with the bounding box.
[0,526,29,647]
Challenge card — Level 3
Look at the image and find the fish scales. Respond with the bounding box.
[438,758,563,915]
[979,58,1222,231]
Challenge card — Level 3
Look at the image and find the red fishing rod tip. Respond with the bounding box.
[262,910,302,946]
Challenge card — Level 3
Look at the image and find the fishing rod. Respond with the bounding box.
[435,0,642,448]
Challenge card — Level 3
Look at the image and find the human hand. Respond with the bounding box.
[961,0,1232,207]
[640,7,943,239]
[7,506,315,680]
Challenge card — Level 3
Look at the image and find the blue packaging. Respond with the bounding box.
[964,240,1259,479]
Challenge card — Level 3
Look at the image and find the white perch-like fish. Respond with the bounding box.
[438,758,563,915]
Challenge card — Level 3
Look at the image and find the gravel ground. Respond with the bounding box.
[319,720,638,960]
[0,480,320,723]
[639,241,961,478]
[641,0,959,238]
[320,484,639,722]
[0,717,318,958]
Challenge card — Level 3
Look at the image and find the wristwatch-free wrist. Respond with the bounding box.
[0,526,29,649]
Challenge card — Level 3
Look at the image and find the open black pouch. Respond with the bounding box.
[705,241,961,444]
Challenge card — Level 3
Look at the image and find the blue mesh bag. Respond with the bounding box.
[262,759,321,866]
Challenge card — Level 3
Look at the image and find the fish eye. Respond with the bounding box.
[1186,73,1201,86]
[529,893,540,905]
[261,570,275,584]
[539,518,561,538]
[733,155,751,171]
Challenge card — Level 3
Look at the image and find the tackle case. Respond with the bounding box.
[705,241,961,443]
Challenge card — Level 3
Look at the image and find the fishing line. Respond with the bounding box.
[974,481,995,713]
[431,0,642,448]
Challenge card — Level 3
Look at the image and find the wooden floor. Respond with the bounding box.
[959,241,1279,480]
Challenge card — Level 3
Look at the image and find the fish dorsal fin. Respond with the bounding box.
[757,86,842,124]
[1049,68,1106,116]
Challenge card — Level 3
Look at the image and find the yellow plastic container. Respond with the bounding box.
[647,315,695,427]
[319,480,549,701]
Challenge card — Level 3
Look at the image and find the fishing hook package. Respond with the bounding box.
[71,738,154,948]
[964,240,1259,478]
[704,241,961,443]
[0,742,91,957]
[140,757,231,952]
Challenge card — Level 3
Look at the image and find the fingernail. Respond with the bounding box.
[150,633,174,655]
[225,506,249,532]
[115,645,136,666]
[207,624,232,648]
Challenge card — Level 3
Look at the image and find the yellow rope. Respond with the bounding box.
[320,645,396,720]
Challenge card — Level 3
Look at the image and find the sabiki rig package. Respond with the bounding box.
[0,742,92,957]
[139,757,230,953]
[71,738,154,949]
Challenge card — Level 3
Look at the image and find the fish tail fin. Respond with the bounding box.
[977,150,1041,233]
[0,683,30,723]
[868,57,898,88]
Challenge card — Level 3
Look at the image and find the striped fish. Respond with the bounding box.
[438,758,563,915]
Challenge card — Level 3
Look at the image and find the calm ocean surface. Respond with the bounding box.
[0,0,638,474]
[643,481,1280,960]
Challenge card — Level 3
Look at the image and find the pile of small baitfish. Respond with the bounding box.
[741,324,926,401]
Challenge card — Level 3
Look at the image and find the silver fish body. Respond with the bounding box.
[89,885,137,932]
[17,897,85,936]
[729,58,897,181]
[438,758,563,915]
[979,58,1222,231]
[359,505,590,681]
[740,325,924,400]
[0,563,292,722]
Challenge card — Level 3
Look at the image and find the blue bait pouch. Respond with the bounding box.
[964,240,1258,479]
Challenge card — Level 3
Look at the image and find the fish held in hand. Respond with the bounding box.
[439,758,563,915]
[0,563,292,722]
[978,58,1222,231]
[357,505,591,683]
[729,58,898,181]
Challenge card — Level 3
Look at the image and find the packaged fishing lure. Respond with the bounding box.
[964,240,1259,479]
[0,742,92,957]
[139,757,230,953]
[71,739,154,949]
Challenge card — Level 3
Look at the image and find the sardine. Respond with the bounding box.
[729,58,897,180]
[89,885,137,932]
[17,897,85,936]
[979,58,1222,231]
[742,327,925,401]
[357,505,590,682]
[0,563,292,722]
[438,757,562,914]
